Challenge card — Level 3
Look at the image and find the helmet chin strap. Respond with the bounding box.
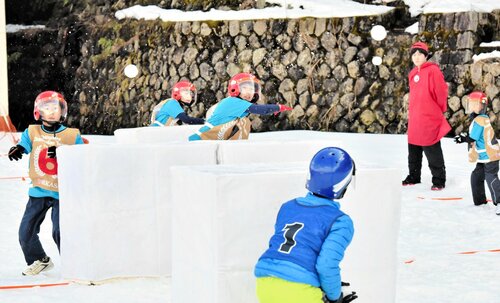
[41,119,61,130]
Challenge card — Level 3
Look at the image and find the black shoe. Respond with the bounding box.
[402,176,421,186]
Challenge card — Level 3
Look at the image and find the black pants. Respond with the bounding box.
[407,141,446,186]
[471,161,500,206]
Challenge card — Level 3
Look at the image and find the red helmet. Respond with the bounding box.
[227,73,261,102]
[468,91,488,105]
[468,91,488,114]
[33,91,67,121]
[171,81,197,104]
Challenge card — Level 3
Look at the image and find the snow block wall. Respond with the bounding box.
[57,142,218,281]
[57,131,342,281]
[114,125,200,144]
[216,139,340,164]
[171,163,401,303]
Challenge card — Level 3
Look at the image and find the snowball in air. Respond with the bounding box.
[370,25,387,41]
[124,64,139,78]
[372,56,383,66]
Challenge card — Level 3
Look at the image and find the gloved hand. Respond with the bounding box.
[323,282,358,303]
[454,132,468,144]
[277,104,292,112]
[8,145,25,161]
[47,146,57,158]
[324,292,358,303]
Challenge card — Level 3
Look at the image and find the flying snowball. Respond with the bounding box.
[372,56,383,66]
[124,64,139,78]
[370,25,387,41]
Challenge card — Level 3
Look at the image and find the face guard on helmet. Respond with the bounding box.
[466,91,488,115]
[33,91,67,123]
[306,147,356,200]
[172,81,197,105]
[227,73,261,103]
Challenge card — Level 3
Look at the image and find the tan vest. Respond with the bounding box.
[468,116,500,163]
[200,117,251,140]
[28,125,80,192]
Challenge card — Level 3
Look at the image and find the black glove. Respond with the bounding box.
[8,145,25,161]
[323,282,358,303]
[324,292,358,303]
[454,132,468,144]
[47,146,57,158]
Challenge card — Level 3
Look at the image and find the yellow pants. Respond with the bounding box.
[256,277,324,303]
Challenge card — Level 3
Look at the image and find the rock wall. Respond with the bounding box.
[7,7,500,135]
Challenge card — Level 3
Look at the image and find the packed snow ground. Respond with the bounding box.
[0,131,499,303]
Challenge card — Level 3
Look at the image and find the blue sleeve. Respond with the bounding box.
[152,100,184,125]
[316,214,354,301]
[469,119,483,142]
[18,128,32,153]
[207,97,252,126]
[248,104,279,115]
[75,133,85,144]
[165,100,184,118]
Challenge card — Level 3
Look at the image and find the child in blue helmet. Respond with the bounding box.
[255,147,358,303]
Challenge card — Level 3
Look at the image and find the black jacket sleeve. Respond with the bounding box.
[176,112,205,125]
[247,104,279,115]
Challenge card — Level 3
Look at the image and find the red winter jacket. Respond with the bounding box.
[407,62,451,146]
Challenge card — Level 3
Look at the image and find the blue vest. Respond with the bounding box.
[259,199,343,274]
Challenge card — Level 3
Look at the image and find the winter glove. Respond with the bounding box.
[454,132,469,144]
[277,104,292,112]
[8,145,25,161]
[47,146,57,158]
[323,282,358,303]
[323,292,358,303]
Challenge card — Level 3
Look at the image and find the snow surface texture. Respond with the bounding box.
[1,131,499,302]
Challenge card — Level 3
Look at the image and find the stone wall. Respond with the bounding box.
[7,8,500,135]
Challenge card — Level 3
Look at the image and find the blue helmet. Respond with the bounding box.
[306,147,355,199]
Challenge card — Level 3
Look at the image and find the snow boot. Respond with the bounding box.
[431,184,445,191]
[402,175,421,186]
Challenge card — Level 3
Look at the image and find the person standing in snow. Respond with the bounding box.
[188,72,292,141]
[150,80,205,127]
[454,91,500,215]
[7,91,85,275]
[402,41,451,191]
[255,147,358,303]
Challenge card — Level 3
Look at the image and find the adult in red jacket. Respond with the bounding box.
[403,42,451,190]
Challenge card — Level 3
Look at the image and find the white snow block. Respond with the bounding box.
[171,163,400,303]
[113,127,140,144]
[216,140,340,164]
[57,142,218,281]
[114,125,200,144]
